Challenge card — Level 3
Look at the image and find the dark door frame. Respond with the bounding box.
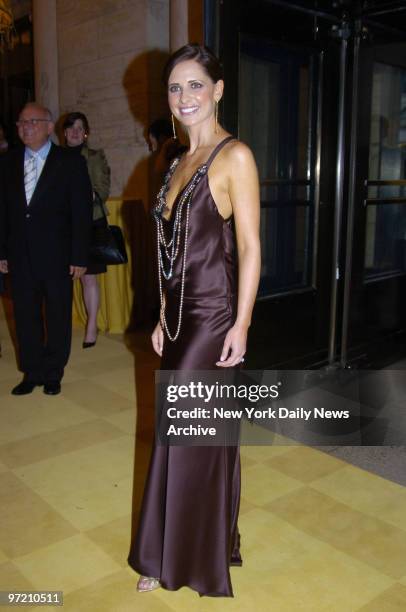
[207,0,406,369]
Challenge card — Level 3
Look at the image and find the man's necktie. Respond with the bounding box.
[24,155,37,204]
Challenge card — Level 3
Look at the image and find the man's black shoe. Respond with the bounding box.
[43,381,61,395]
[11,380,39,395]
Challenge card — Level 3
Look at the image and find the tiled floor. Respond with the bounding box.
[1,297,406,611]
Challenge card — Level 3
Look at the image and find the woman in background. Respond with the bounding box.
[63,112,111,348]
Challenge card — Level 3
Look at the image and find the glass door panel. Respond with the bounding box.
[364,62,406,281]
[238,37,317,296]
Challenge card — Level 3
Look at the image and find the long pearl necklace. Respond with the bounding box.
[154,159,208,341]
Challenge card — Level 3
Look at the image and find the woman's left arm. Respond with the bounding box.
[217,143,261,367]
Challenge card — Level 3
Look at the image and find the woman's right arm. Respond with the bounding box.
[152,293,165,356]
[151,321,164,356]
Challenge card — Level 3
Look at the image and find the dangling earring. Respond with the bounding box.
[171,114,176,139]
[214,101,219,134]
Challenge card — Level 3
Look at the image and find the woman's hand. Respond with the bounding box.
[151,321,164,356]
[70,265,87,279]
[216,323,247,367]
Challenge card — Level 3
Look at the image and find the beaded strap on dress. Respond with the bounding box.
[154,136,235,342]
[155,162,208,342]
[153,156,181,222]
[153,156,208,222]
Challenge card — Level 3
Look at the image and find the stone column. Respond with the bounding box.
[32,0,59,122]
[170,0,188,52]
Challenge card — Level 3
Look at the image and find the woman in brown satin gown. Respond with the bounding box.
[128,44,260,597]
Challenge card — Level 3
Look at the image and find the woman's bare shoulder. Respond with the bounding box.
[222,139,256,167]
[209,138,257,190]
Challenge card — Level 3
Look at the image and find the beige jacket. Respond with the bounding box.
[81,144,111,221]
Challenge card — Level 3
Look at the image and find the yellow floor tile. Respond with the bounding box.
[85,515,133,568]
[242,463,303,506]
[239,453,257,469]
[68,354,134,378]
[0,396,95,445]
[91,368,136,401]
[0,359,20,381]
[103,409,136,435]
[311,464,406,531]
[61,380,134,416]
[0,419,125,468]
[239,510,394,610]
[14,534,121,594]
[358,583,406,611]
[0,561,35,591]
[13,436,134,530]
[0,472,77,558]
[238,496,259,515]
[267,487,406,579]
[263,446,346,483]
[242,505,323,553]
[57,366,88,384]
[240,443,297,463]
[0,549,9,563]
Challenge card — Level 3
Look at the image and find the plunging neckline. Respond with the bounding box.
[161,157,207,223]
[158,136,235,223]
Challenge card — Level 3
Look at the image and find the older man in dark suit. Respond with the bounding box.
[0,102,93,395]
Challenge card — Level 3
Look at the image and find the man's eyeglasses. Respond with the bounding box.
[16,119,50,127]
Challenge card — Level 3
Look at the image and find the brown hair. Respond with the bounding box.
[163,43,223,86]
[62,111,90,134]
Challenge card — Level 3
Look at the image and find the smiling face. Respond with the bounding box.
[65,119,87,147]
[167,59,223,131]
[17,104,54,151]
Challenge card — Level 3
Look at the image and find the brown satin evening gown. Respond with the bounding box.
[128,136,242,597]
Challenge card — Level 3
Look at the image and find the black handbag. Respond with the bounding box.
[89,195,128,265]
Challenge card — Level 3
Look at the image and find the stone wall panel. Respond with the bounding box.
[58,67,78,110]
[56,0,142,29]
[56,0,170,197]
[98,4,147,59]
[58,19,99,69]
